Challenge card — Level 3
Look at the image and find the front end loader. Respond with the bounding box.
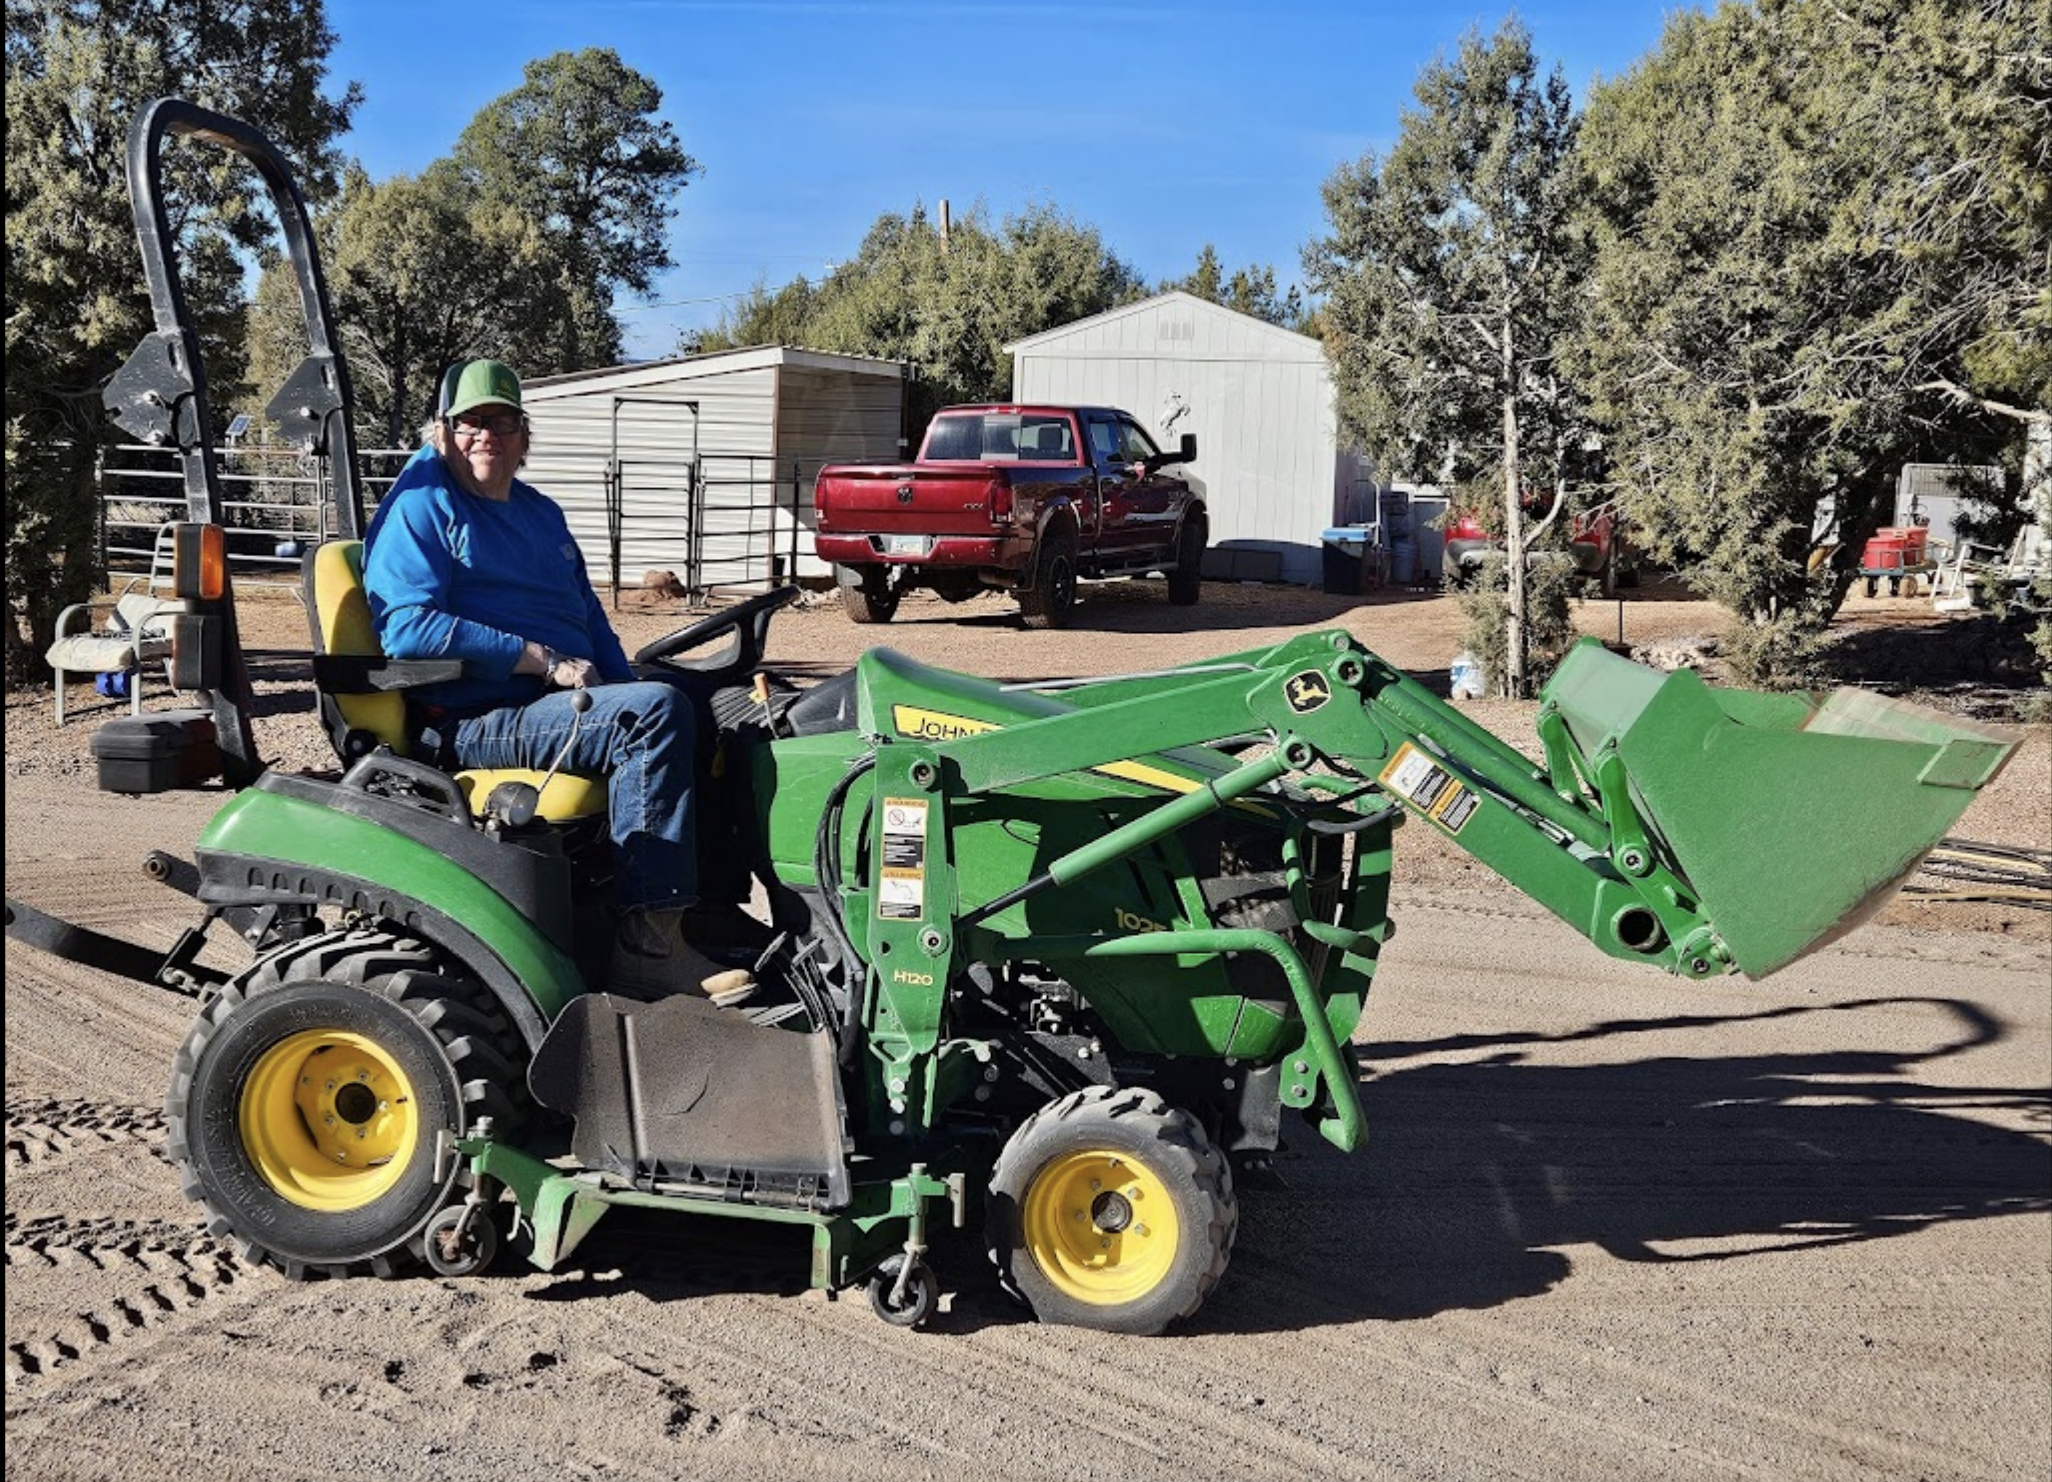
[4,100,2022,1336]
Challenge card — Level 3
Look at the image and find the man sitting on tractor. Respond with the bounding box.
[363,358,753,1006]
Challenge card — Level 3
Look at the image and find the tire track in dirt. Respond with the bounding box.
[5,1097,169,1169]
[2,1210,258,1386]
[3,1097,264,1392]
[560,1281,1358,1479]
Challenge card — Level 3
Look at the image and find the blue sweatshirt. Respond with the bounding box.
[363,447,631,714]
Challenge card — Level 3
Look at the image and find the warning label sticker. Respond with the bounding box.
[1378,743,1480,836]
[883,798,928,835]
[878,872,924,920]
[878,798,928,919]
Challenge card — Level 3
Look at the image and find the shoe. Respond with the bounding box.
[609,908,759,1007]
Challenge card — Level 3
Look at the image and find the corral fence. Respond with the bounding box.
[97,442,807,604]
[593,451,811,607]
[98,442,413,594]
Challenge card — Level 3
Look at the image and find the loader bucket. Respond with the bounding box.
[1542,641,2021,978]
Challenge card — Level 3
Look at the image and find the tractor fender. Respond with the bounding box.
[195,776,585,1048]
[194,855,571,1051]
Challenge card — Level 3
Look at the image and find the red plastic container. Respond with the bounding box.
[1860,528,1926,573]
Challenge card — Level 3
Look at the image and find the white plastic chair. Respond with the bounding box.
[44,584,187,725]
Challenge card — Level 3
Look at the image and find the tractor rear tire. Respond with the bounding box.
[986,1085,1237,1335]
[1020,530,1078,630]
[1167,518,1206,606]
[166,927,527,1281]
[837,564,900,625]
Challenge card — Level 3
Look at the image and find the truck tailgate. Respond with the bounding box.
[819,467,998,538]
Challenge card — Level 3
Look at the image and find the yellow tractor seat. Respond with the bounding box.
[305,540,607,824]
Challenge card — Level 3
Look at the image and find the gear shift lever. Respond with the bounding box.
[483,688,591,830]
[533,688,593,798]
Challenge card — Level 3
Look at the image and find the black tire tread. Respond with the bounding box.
[837,564,899,625]
[1020,530,1078,631]
[164,926,532,1281]
[986,1085,1237,1335]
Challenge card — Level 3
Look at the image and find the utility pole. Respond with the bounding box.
[939,198,950,256]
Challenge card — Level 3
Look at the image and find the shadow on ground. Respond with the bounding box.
[514,995,2049,1336]
[1199,994,2049,1334]
[864,583,1440,641]
[1821,611,2042,699]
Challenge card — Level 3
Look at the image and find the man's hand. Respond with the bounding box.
[519,640,599,689]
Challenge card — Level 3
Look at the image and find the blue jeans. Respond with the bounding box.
[451,681,697,912]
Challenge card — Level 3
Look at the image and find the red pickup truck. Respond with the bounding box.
[813,404,1205,628]
[1444,504,1634,594]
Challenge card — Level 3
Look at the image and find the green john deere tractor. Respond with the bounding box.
[5,101,2022,1335]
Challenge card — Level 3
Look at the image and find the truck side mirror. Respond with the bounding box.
[1144,434,1199,475]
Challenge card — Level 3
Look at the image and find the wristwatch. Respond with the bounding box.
[539,644,560,675]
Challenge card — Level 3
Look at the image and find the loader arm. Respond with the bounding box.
[916,628,2018,984]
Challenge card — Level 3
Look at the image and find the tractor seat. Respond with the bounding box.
[304,540,606,823]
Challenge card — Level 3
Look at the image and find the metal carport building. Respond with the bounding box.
[519,346,907,596]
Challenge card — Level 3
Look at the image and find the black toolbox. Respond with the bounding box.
[90,709,223,794]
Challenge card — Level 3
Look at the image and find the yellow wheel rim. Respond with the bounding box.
[1021,1149,1181,1306]
[239,1028,419,1212]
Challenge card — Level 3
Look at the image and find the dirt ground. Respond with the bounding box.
[6,577,2049,1481]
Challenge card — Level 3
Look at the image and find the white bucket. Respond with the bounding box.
[1449,651,1485,700]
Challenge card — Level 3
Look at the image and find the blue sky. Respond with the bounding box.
[329,1,1681,360]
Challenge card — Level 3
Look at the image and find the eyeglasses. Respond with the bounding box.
[451,412,525,440]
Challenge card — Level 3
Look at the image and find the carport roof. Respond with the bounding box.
[524,344,907,399]
[1002,290,1324,359]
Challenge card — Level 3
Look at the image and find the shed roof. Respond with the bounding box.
[523,344,906,401]
[1002,290,1324,362]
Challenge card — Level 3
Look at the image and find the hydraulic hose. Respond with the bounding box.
[813,751,878,1063]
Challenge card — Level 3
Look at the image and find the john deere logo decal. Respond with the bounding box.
[1285,671,1332,714]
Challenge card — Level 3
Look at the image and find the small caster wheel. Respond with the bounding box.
[867,1254,938,1328]
[423,1204,498,1278]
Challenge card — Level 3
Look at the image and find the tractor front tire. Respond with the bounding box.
[987,1086,1237,1335]
[1019,530,1078,630]
[1167,518,1206,606]
[166,928,526,1280]
[837,564,900,625]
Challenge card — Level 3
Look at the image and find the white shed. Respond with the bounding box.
[1004,292,1375,584]
[519,346,906,594]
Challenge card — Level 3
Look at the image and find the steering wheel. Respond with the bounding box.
[633,584,801,674]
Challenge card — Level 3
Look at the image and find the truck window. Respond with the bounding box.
[1086,416,1121,464]
[1117,418,1160,464]
[1018,417,1072,458]
[924,412,1073,461]
[924,416,981,460]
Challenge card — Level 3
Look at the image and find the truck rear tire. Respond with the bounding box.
[986,1085,1236,1335]
[165,928,527,1281]
[1019,530,1077,630]
[1167,518,1205,606]
[837,564,900,624]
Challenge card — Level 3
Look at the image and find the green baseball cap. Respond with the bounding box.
[444,359,523,417]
